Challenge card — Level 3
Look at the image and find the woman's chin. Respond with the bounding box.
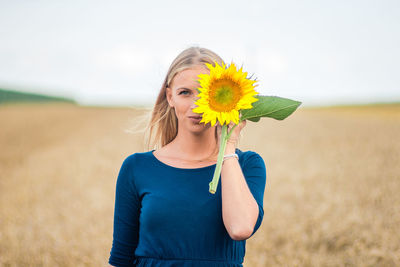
[186,121,211,133]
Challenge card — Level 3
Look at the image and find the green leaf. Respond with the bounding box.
[241,95,302,122]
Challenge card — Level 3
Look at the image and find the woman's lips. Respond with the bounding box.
[188,116,202,123]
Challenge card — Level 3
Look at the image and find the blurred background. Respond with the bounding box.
[0,0,399,266]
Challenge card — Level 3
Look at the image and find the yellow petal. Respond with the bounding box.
[193,60,258,127]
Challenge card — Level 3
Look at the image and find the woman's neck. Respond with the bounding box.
[168,128,218,161]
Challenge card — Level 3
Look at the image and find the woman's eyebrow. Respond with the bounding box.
[176,87,193,91]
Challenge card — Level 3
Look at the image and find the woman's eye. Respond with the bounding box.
[179,90,190,95]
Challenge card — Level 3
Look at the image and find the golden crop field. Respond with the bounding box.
[0,103,399,266]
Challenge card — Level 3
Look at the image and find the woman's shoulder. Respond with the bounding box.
[121,150,154,166]
[236,149,267,186]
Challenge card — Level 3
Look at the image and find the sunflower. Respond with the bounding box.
[193,61,259,126]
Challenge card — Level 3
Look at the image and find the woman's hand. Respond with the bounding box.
[216,120,247,154]
[227,120,247,146]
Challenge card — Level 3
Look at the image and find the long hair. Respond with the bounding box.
[145,46,224,150]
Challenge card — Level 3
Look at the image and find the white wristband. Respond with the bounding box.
[223,153,239,162]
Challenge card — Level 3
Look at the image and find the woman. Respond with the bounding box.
[108,46,266,267]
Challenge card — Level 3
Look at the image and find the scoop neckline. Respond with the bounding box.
[149,149,217,171]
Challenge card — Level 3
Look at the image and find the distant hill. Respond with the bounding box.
[0,88,76,105]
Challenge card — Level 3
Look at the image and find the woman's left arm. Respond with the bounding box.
[220,120,263,241]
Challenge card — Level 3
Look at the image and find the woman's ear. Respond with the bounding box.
[166,87,174,108]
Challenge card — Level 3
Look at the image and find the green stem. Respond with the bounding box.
[226,124,238,141]
[209,124,228,194]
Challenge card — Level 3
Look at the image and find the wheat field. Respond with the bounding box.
[0,103,399,266]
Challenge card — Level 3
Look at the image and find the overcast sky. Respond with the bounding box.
[0,0,399,107]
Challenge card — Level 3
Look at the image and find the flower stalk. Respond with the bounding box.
[209,123,238,194]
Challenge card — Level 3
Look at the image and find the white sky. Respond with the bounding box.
[0,0,399,107]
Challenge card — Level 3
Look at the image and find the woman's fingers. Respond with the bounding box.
[216,120,246,143]
[239,119,246,130]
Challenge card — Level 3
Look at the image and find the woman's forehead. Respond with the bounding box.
[171,67,209,88]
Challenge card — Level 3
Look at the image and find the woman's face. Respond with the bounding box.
[167,66,212,134]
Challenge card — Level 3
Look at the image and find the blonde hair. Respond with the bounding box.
[145,46,224,150]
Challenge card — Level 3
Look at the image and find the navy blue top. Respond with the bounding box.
[108,148,266,267]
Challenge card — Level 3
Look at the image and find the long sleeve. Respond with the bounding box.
[241,151,267,237]
[109,156,140,267]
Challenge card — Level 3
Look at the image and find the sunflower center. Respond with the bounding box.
[208,79,242,112]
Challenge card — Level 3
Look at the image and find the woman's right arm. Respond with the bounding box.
[108,156,140,267]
